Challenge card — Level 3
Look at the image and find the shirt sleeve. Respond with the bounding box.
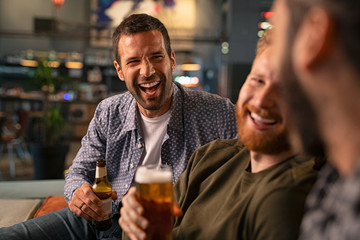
[173,140,229,227]
[173,143,207,225]
[173,147,199,208]
[64,101,108,203]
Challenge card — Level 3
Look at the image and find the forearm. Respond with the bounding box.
[64,110,107,202]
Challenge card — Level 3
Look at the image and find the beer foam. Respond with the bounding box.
[135,167,172,184]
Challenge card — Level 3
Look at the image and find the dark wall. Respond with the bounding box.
[226,0,272,101]
[228,63,252,103]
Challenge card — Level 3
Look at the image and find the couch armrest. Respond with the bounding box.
[0,199,41,227]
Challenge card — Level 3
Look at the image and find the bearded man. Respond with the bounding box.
[271,0,360,239]
[119,29,318,240]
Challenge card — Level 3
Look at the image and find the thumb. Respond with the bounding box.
[112,190,118,200]
[172,203,183,217]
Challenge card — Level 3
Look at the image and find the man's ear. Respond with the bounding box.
[113,60,125,81]
[293,7,335,71]
[170,51,176,72]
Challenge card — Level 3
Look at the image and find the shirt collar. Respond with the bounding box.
[122,96,139,132]
[167,82,184,131]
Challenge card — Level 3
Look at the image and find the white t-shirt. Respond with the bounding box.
[139,110,171,166]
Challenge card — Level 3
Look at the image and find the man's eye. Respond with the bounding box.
[252,78,264,84]
[152,55,163,60]
[127,60,140,65]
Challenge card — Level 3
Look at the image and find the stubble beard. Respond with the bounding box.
[131,71,173,111]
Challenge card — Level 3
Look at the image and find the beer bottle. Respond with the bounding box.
[92,158,112,231]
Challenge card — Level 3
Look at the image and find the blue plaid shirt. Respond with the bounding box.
[64,82,237,213]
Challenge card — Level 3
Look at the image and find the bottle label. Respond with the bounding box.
[95,167,106,178]
[102,198,112,220]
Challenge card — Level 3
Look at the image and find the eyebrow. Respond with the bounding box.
[249,72,264,78]
[150,51,164,56]
[125,51,165,63]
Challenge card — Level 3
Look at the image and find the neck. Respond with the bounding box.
[138,88,173,118]
[249,150,295,173]
[322,108,360,177]
[139,106,170,118]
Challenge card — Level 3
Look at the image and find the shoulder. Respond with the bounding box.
[175,83,235,109]
[289,157,318,184]
[259,160,316,204]
[188,139,246,168]
[196,138,244,153]
[94,91,134,116]
[97,91,133,110]
[91,91,136,132]
[258,158,317,200]
[174,138,248,200]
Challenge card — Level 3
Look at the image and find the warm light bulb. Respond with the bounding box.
[52,0,65,8]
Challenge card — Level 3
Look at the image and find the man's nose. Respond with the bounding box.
[253,87,276,109]
[140,59,155,77]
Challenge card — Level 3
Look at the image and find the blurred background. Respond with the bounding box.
[0,0,273,180]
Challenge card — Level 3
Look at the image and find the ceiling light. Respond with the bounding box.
[65,61,83,69]
[181,63,201,71]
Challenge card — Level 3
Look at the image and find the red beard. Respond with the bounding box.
[236,104,291,154]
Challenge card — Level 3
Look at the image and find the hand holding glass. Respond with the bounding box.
[135,164,173,240]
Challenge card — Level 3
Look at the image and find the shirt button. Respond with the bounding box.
[125,184,129,188]
[137,143,143,149]
[130,163,134,169]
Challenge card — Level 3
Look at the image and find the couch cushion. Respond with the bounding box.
[0,199,41,227]
[33,195,68,217]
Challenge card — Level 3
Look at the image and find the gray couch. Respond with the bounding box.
[0,180,65,227]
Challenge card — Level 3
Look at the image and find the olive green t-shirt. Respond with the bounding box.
[172,139,317,240]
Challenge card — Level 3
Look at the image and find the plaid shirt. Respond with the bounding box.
[300,161,360,240]
[64,82,237,213]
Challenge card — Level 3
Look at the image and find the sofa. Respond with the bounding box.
[0,179,68,227]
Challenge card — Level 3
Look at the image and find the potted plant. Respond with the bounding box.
[29,60,70,179]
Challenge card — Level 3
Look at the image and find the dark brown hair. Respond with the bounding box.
[112,13,172,64]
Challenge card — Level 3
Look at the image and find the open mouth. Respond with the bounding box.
[249,112,277,126]
[139,81,160,94]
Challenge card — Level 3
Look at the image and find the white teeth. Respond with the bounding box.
[250,112,276,124]
[140,82,159,88]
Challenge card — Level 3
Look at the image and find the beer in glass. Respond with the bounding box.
[135,164,173,240]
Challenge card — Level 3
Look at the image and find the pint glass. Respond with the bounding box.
[135,164,173,240]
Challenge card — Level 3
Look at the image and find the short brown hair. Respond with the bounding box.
[112,14,172,64]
